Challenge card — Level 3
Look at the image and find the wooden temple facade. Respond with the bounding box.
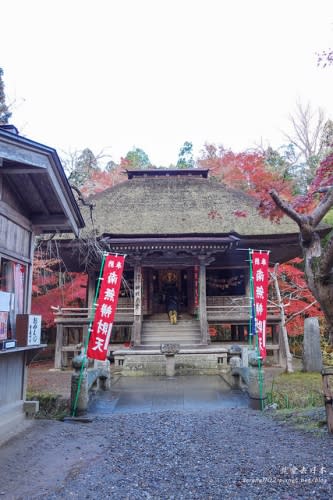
[0,125,84,442]
[54,169,304,372]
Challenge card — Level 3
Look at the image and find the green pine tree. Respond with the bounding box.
[177,141,194,169]
[0,68,12,125]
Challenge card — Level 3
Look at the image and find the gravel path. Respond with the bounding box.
[0,408,332,499]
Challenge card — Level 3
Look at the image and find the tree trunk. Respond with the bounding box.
[271,265,294,373]
[304,247,333,344]
[269,187,333,345]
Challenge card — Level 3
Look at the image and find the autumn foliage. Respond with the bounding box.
[198,144,295,220]
[199,144,323,337]
[80,164,126,197]
[271,259,322,336]
[31,251,87,328]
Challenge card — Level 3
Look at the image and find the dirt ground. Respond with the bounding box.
[0,358,327,499]
[27,360,73,398]
[0,374,332,499]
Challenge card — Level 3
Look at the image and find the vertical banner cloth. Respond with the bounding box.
[251,251,269,359]
[87,254,125,361]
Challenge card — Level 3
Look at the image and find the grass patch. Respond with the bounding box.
[265,371,329,435]
[26,391,70,420]
[271,407,328,436]
[266,371,323,409]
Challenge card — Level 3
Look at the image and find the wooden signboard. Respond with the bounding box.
[16,314,41,346]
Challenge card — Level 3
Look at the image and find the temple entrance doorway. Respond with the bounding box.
[151,268,191,316]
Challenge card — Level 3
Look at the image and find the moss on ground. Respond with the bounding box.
[26,391,70,420]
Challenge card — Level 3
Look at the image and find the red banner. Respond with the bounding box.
[87,254,125,361]
[252,251,269,359]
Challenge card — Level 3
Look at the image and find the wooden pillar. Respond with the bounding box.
[199,257,209,345]
[322,369,333,434]
[54,322,64,369]
[26,231,35,313]
[147,269,154,315]
[87,271,96,308]
[85,271,96,347]
[272,324,279,364]
[132,261,142,346]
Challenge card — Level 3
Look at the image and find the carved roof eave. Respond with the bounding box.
[52,231,304,272]
[101,234,239,252]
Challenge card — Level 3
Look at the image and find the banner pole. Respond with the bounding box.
[248,249,254,348]
[72,252,108,417]
[249,248,265,410]
[256,334,265,411]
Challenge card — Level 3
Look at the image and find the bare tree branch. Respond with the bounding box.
[285,300,318,324]
[284,101,326,163]
[70,184,95,209]
[269,189,315,245]
[311,187,333,227]
[269,189,304,226]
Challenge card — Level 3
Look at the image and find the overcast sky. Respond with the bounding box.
[1,0,333,166]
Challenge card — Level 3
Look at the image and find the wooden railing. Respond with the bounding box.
[52,299,134,325]
[52,296,280,327]
[52,299,134,369]
[206,296,281,323]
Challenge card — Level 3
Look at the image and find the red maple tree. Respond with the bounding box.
[198,144,295,220]
[270,259,322,337]
[199,143,321,338]
[31,251,87,328]
[31,273,87,328]
[80,164,126,197]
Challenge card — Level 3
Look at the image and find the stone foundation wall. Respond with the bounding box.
[0,401,33,446]
[120,353,228,376]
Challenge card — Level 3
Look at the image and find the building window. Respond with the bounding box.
[0,258,26,338]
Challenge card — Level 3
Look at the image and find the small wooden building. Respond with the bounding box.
[55,169,304,374]
[0,125,84,443]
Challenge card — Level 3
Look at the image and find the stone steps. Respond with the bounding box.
[141,319,201,347]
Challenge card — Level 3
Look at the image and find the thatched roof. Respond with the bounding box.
[81,170,299,238]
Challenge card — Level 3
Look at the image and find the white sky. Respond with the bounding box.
[1,0,333,166]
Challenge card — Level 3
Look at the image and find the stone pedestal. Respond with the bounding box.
[161,343,180,378]
[71,354,89,415]
[248,351,266,410]
[95,359,111,390]
[165,355,176,377]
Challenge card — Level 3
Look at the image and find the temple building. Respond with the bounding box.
[0,125,84,442]
[54,169,306,374]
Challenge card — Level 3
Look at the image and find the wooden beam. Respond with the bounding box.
[0,167,47,174]
[0,142,49,169]
[31,215,69,227]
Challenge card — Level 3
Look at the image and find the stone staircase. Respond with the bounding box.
[141,318,201,348]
